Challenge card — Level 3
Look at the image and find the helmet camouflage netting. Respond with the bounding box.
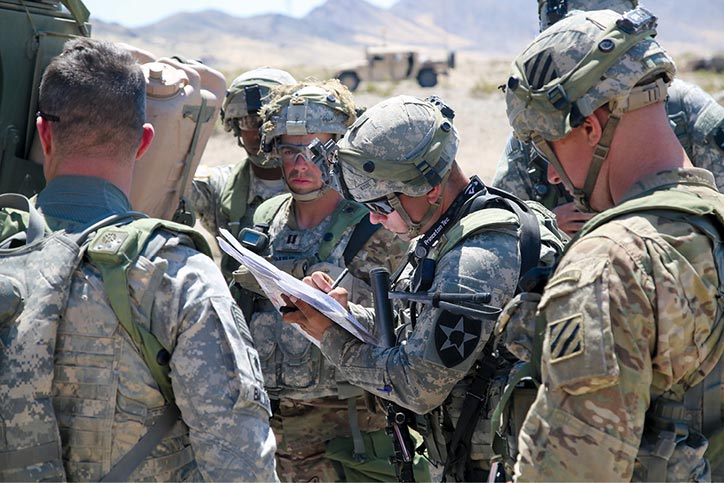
[260,79,357,148]
[336,95,459,201]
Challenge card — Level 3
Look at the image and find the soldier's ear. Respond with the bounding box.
[135,123,155,160]
[425,184,442,205]
[37,116,53,157]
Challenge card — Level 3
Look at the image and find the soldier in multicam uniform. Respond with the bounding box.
[503,6,724,481]
[7,38,278,481]
[493,0,724,236]
[232,79,410,482]
[191,67,296,281]
[282,95,565,481]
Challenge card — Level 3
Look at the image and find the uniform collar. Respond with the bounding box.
[620,167,718,203]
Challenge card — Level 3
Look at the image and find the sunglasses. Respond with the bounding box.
[361,195,395,215]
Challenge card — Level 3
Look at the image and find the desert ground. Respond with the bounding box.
[200,53,520,183]
[199,51,724,186]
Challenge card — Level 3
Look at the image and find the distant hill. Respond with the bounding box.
[90,0,724,71]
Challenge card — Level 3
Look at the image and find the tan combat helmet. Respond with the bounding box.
[506,7,675,212]
[260,79,357,202]
[538,0,638,31]
[221,67,296,167]
[333,95,459,239]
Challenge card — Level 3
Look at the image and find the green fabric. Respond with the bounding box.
[0,209,29,243]
[220,158,252,237]
[87,218,212,403]
[435,207,519,261]
[252,192,291,227]
[325,428,431,482]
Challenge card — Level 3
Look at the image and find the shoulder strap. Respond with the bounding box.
[437,187,542,284]
[86,217,212,404]
[0,193,46,245]
[318,198,370,263]
[342,213,381,266]
[220,158,252,236]
[252,192,292,229]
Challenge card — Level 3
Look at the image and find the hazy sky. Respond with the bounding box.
[83,0,398,27]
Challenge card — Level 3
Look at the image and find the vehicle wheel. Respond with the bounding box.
[338,71,360,91]
[417,68,438,88]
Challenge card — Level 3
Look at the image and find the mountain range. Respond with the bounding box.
[91,0,724,72]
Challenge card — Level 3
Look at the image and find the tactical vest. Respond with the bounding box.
[0,194,211,481]
[506,188,724,482]
[397,187,566,482]
[239,193,378,399]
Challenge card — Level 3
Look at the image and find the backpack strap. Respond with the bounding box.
[220,159,253,237]
[252,192,292,231]
[0,193,46,245]
[317,198,369,263]
[342,214,381,266]
[86,217,212,404]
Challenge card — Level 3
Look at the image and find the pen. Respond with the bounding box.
[329,268,349,291]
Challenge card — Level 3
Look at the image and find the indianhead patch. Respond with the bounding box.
[548,314,584,363]
[434,310,482,368]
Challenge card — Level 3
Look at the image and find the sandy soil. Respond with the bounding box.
[199,52,514,184]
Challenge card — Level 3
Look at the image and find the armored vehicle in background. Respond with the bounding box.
[335,46,455,91]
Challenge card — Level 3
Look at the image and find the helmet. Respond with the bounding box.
[221,67,296,167]
[538,0,638,31]
[336,95,458,202]
[505,7,675,211]
[260,79,356,147]
[507,7,674,143]
[260,79,357,202]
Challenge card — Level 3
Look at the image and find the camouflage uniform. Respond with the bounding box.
[504,8,724,481]
[191,68,296,281]
[249,195,407,482]
[515,168,724,481]
[495,0,724,209]
[493,79,724,208]
[34,175,279,481]
[240,80,409,482]
[303,95,565,480]
[192,159,286,278]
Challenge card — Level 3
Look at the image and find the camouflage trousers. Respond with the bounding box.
[272,396,388,482]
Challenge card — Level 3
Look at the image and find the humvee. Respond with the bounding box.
[335,46,455,91]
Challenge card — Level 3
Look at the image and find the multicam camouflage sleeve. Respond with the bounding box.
[153,246,278,482]
[516,214,719,481]
[320,230,520,413]
[190,163,234,235]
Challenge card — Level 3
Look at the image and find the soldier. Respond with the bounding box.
[281,95,566,481]
[233,79,412,482]
[492,0,724,236]
[191,67,296,281]
[503,7,724,480]
[1,38,278,481]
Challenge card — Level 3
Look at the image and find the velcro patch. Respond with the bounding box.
[548,314,584,363]
[435,310,481,368]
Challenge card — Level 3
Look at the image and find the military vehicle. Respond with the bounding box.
[0,0,91,196]
[690,54,724,73]
[334,46,455,91]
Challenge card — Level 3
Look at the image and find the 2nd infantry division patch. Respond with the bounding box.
[435,310,482,368]
[548,314,584,363]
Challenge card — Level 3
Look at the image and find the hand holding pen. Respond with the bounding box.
[279,268,350,314]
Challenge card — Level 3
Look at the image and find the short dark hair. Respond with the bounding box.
[38,38,146,159]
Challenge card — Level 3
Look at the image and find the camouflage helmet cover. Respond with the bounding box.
[538,0,638,31]
[260,79,356,148]
[337,95,458,201]
[506,7,675,143]
[221,67,296,130]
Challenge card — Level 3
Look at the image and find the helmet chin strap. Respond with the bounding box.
[289,184,332,203]
[387,171,450,239]
[531,111,621,213]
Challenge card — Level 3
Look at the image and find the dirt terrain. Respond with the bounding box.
[200,52,518,183]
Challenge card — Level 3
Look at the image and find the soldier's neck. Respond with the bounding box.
[292,189,342,230]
